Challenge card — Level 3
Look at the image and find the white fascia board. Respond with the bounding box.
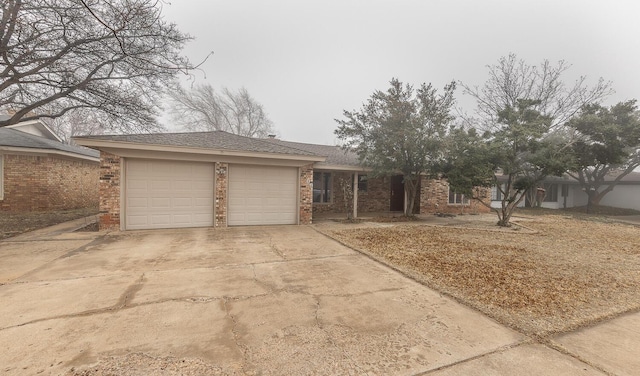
[313,163,370,172]
[74,139,327,163]
[0,146,99,162]
[7,120,63,142]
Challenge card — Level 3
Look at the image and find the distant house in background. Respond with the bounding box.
[491,172,640,211]
[0,116,99,212]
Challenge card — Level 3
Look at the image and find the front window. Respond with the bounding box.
[313,172,332,203]
[357,175,368,192]
[542,183,558,202]
[491,184,503,201]
[448,189,469,205]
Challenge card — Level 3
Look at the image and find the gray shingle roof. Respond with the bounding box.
[76,131,321,156]
[261,139,360,166]
[0,128,99,158]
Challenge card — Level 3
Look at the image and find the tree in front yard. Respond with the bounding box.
[334,78,456,216]
[447,54,611,227]
[445,100,571,226]
[566,100,640,207]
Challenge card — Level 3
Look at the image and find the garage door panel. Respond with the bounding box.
[151,198,170,208]
[151,215,171,226]
[127,197,148,208]
[127,180,148,190]
[126,159,214,230]
[228,165,298,226]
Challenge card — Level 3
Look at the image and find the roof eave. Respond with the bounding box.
[0,146,99,162]
[73,138,327,163]
[313,163,370,172]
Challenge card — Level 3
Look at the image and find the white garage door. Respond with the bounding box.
[125,159,214,230]
[228,165,298,225]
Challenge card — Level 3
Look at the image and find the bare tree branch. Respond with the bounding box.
[0,0,209,132]
[167,83,276,138]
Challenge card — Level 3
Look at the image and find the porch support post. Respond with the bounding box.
[353,172,358,218]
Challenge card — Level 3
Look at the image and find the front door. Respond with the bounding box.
[390,175,404,212]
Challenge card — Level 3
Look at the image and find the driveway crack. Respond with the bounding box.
[222,297,251,374]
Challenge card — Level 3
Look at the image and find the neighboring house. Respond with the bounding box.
[0,117,100,212]
[74,131,490,231]
[490,172,640,211]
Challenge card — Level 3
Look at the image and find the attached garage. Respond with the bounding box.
[74,131,324,230]
[125,159,214,230]
[228,165,298,225]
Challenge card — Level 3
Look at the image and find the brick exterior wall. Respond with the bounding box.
[215,162,228,227]
[98,151,121,230]
[419,176,491,214]
[0,153,98,212]
[358,175,391,212]
[299,164,313,224]
[312,172,390,215]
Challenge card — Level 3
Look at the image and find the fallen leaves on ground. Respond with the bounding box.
[328,215,640,336]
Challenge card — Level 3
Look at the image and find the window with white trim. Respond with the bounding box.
[357,175,368,192]
[313,172,332,203]
[491,184,503,201]
[448,189,469,205]
[542,183,558,202]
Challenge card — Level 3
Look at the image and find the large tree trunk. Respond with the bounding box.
[496,183,527,227]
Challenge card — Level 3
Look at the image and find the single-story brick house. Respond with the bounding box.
[0,118,100,212]
[74,131,489,230]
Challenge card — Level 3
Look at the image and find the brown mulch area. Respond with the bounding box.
[327,214,640,337]
[0,207,99,240]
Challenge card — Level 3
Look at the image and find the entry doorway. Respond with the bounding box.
[390,175,405,212]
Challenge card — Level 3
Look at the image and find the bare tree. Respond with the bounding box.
[0,0,205,132]
[460,53,612,132]
[48,107,163,143]
[167,84,275,137]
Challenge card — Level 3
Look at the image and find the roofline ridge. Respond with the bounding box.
[249,135,325,156]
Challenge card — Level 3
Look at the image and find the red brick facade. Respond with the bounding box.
[419,176,491,214]
[94,151,490,229]
[215,162,228,227]
[312,172,391,215]
[299,164,314,224]
[311,173,491,216]
[98,151,121,230]
[0,153,98,212]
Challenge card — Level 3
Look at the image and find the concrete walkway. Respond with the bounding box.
[0,221,636,375]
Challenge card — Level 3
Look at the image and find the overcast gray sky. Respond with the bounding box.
[161,0,640,145]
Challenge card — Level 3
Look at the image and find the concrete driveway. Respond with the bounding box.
[0,221,616,375]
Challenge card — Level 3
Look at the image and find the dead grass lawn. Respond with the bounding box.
[0,208,98,240]
[327,215,640,337]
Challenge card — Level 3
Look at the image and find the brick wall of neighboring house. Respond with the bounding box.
[419,176,491,214]
[312,172,390,216]
[299,164,313,224]
[0,153,98,212]
[215,162,228,227]
[98,151,121,230]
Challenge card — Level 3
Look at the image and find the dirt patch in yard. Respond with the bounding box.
[325,215,640,337]
[0,208,99,240]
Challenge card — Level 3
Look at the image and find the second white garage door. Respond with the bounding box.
[228,165,298,225]
[125,159,214,230]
